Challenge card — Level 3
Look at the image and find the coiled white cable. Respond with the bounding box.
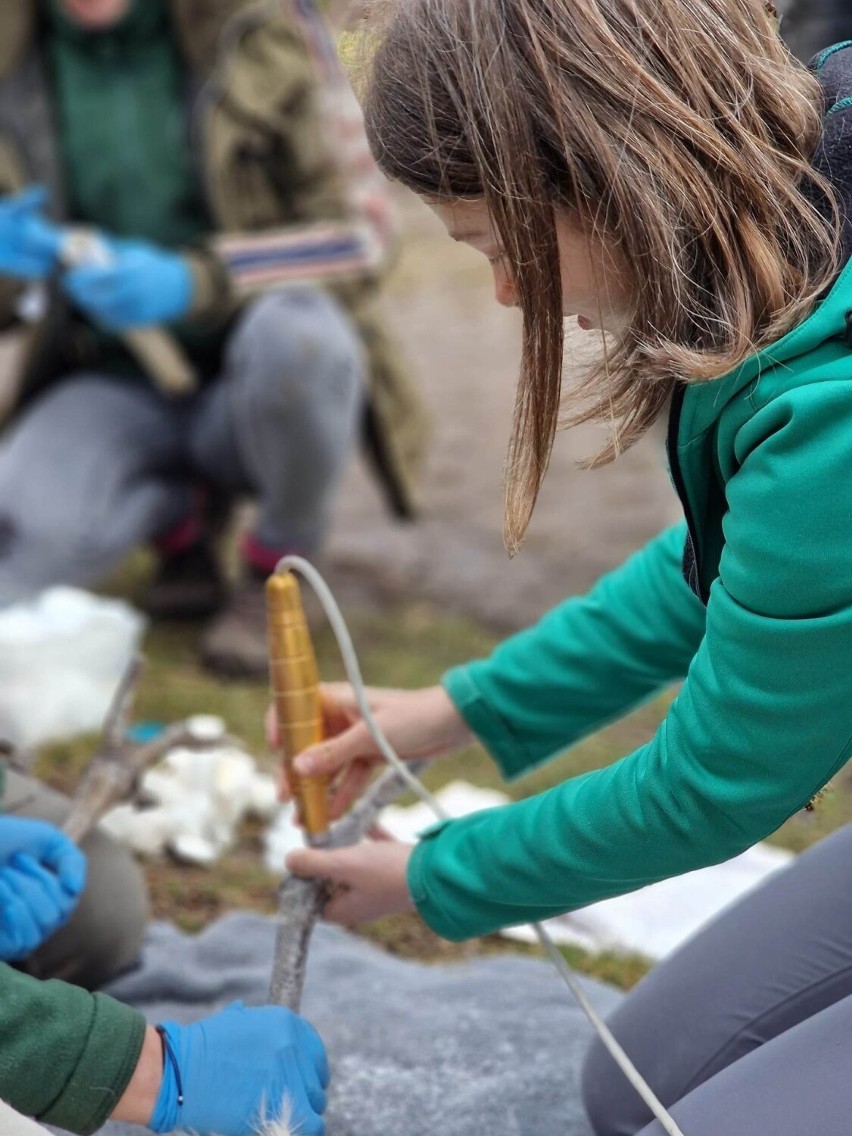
[279,556,686,1136]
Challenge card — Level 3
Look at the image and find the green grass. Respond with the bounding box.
[33,551,852,990]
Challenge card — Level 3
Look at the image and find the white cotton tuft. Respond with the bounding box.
[177,1105,296,1136]
[180,1093,297,1136]
[254,1122,296,1136]
[100,732,279,866]
[250,1092,296,1136]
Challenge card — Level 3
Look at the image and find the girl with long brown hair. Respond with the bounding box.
[282,2,852,1131]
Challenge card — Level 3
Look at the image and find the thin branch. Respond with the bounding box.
[63,656,235,844]
[63,722,204,844]
[268,762,429,1010]
[100,654,145,752]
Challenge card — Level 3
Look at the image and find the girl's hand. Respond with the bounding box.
[286,834,415,925]
[267,683,473,821]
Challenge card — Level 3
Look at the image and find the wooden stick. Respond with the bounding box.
[268,761,428,1010]
[62,656,229,844]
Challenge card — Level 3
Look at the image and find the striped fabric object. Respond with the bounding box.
[214,0,396,293]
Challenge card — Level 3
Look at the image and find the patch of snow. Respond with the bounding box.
[0,588,144,748]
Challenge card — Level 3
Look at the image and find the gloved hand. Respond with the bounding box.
[151,1002,329,1136]
[63,236,194,329]
[0,816,87,961]
[0,185,63,279]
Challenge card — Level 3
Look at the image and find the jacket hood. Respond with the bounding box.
[811,41,852,265]
[679,41,852,440]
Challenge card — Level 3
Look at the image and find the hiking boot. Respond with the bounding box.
[200,572,271,678]
[145,538,227,621]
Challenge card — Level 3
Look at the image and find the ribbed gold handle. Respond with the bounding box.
[267,572,329,838]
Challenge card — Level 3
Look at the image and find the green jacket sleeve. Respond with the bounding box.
[411,388,852,940]
[442,521,707,780]
[0,963,146,1134]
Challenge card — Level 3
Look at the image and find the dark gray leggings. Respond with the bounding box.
[582,823,852,1135]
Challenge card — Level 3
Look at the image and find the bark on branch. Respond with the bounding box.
[268,762,429,1010]
[62,656,236,844]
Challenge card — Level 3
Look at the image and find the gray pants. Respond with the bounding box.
[582,823,852,1135]
[0,289,363,602]
[2,768,148,990]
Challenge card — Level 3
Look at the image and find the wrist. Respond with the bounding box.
[430,684,475,752]
[110,1025,164,1126]
[401,844,418,914]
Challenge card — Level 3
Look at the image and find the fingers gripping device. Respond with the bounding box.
[266,559,686,1136]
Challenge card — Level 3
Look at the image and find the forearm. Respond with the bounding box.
[0,964,146,1134]
[443,523,707,779]
[412,583,852,941]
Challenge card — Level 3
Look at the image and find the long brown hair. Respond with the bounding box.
[361,0,840,552]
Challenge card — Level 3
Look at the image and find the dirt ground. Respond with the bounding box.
[324,189,680,631]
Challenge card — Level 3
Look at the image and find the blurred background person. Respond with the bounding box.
[0,0,426,677]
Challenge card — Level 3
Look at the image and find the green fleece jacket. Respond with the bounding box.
[0,966,145,1133]
[410,78,852,941]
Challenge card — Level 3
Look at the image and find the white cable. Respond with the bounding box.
[278,556,687,1136]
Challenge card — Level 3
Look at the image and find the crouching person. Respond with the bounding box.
[0,0,427,680]
[0,771,328,1136]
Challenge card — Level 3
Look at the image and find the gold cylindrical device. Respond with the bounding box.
[267,572,330,839]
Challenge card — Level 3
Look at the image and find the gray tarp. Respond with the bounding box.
[81,912,621,1136]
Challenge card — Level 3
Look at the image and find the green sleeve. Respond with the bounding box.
[0,963,146,1134]
[411,387,852,940]
[443,522,707,780]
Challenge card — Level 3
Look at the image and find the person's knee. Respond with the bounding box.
[80,828,149,986]
[582,1035,643,1136]
[0,506,114,598]
[230,289,364,412]
[36,828,149,990]
[0,506,77,599]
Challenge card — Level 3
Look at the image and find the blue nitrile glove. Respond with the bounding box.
[0,186,63,280]
[0,816,87,961]
[63,236,193,329]
[151,1002,329,1136]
